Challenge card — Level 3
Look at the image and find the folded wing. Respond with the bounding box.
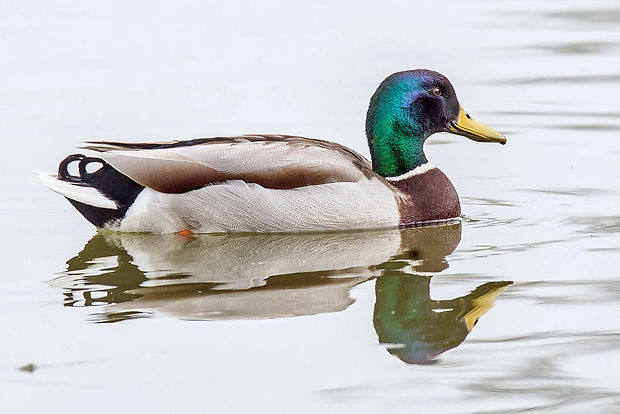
[84,135,375,193]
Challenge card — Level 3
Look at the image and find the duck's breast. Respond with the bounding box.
[386,165,461,226]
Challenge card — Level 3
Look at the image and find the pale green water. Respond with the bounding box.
[2,1,620,413]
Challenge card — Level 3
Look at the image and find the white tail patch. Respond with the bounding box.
[34,172,118,210]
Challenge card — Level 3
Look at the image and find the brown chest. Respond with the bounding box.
[388,168,461,226]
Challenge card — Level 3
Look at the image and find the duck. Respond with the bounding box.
[36,69,506,234]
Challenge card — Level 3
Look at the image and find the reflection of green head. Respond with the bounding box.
[373,224,512,365]
[374,275,512,364]
[374,273,469,365]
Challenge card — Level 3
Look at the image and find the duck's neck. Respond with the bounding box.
[367,122,427,178]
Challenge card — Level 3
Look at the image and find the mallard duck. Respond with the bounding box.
[36,69,506,234]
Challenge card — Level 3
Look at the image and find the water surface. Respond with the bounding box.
[1,0,620,413]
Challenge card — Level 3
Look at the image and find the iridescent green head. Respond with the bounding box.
[365,69,506,177]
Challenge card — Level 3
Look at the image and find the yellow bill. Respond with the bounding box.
[447,106,507,144]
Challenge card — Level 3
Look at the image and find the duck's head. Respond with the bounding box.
[366,69,506,177]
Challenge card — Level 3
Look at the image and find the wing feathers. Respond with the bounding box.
[85,135,376,193]
[99,153,226,193]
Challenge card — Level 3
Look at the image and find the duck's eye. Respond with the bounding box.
[432,87,442,97]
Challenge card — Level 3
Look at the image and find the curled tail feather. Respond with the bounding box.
[36,154,144,228]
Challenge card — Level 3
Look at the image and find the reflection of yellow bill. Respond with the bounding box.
[463,283,511,332]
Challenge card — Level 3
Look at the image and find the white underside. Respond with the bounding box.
[111,178,401,233]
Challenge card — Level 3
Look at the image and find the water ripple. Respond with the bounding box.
[496,74,620,85]
[547,8,620,25]
[529,41,620,55]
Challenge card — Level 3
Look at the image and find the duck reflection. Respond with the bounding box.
[374,274,511,364]
[55,222,511,363]
[371,225,512,364]
[57,229,403,320]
